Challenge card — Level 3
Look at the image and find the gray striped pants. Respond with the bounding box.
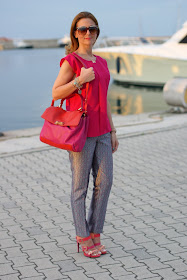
[68,132,113,237]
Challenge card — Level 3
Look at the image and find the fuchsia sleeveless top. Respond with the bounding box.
[60,53,111,137]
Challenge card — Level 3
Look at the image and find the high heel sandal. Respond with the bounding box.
[90,233,107,255]
[76,235,101,258]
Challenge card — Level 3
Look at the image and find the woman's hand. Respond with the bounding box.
[79,67,95,84]
[111,132,119,153]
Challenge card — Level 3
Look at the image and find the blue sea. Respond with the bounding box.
[0,48,169,132]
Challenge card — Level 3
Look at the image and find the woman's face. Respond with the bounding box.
[75,18,98,47]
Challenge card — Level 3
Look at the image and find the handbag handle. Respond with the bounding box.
[71,53,89,113]
[51,93,84,111]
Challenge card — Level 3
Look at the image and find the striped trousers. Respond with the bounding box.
[68,132,113,237]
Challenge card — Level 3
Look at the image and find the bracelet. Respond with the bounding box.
[72,77,83,90]
[110,129,116,133]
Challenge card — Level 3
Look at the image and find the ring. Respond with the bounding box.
[112,148,115,151]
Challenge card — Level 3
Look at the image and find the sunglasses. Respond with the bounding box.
[76,26,99,36]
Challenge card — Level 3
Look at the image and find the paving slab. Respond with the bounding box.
[0,112,187,279]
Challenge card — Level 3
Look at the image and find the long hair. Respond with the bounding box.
[65,11,100,54]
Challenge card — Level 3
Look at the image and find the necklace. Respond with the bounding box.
[76,52,96,63]
[91,58,96,63]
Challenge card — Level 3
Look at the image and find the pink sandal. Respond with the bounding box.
[76,235,101,258]
[90,233,107,255]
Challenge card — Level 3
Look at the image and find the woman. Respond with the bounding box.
[52,11,119,258]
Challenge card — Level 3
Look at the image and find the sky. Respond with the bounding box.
[0,0,187,39]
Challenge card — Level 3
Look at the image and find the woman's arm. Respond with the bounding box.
[52,60,76,101]
[107,99,119,153]
[52,60,95,101]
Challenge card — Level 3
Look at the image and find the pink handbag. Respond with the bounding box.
[40,55,89,152]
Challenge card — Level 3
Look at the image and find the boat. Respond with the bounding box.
[94,22,187,87]
[57,35,70,47]
[94,36,168,48]
[13,39,33,49]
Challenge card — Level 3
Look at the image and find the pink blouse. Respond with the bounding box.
[60,53,111,137]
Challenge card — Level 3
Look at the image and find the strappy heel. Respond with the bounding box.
[76,235,101,258]
[90,233,107,255]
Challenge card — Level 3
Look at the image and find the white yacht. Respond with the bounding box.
[13,39,33,49]
[94,22,187,87]
[57,35,70,47]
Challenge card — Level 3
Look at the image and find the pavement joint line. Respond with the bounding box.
[117,123,187,139]
[115,118,163,128]
[0,133,41,142]
[0,146,54,158]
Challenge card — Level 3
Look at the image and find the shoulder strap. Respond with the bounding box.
[71,52,87,69]
[71,53,89,113]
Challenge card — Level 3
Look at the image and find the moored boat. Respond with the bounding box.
[13,39,33,49]
[94,22,187,87]
[57,35,70,47]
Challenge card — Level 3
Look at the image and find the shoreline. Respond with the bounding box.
[0,110,187,156]
[0,36,169,50]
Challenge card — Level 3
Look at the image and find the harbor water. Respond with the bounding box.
[0,48,170,132]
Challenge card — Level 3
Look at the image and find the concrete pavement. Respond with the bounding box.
[0,110,187,279]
